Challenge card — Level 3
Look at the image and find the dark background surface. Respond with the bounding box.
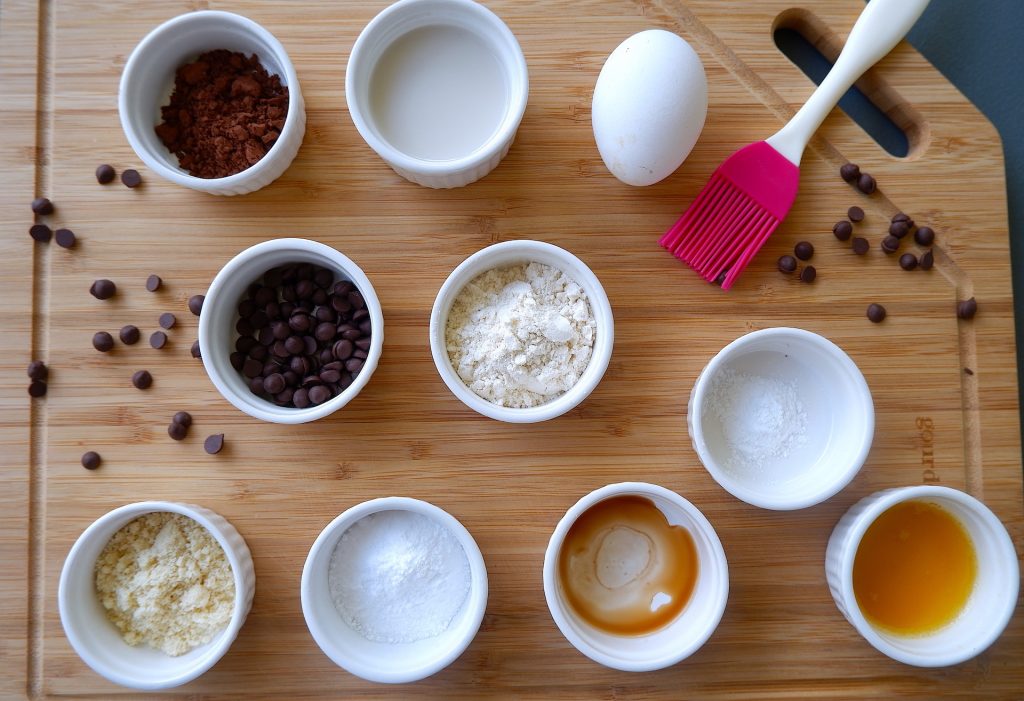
[781,1,1024,441]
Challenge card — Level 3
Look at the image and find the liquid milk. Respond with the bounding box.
[369,25,508,161]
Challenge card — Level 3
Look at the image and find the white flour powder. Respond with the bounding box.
[445,262,596,408]
[328,510,471,644]
[703,368,807,471]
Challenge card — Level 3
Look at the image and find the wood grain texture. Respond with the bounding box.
[1,0,1021,698]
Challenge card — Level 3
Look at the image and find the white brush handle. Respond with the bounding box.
[766,0,931,165]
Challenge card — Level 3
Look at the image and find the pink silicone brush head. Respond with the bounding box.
[659,141,799,290]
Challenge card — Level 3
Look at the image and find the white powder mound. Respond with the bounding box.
[445,262,596,408]
[704,368,808,472]
[94,512,235,657]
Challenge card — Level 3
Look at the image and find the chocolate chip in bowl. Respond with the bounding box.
[118,10,306,196]
[198,238,383,424]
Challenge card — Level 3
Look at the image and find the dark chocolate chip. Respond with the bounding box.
[146,274,162,292]
[964,367,974,376]
[242,357,263,378]
[31,197,54,215]
[172,411,192,427]
[899,253,918,271]
[229,351,245,370]
[292,388,310,408]
[29,224,52,243]
[833,220,852,241]
[320,369,341,384]
[852,237,869,255]
[92,331,115,352]
[150,331,167,349]
[90,279,116,300]
[355,337,371,351]
[159,312,176,329]
[889,221,909,239]
[55,228,76,248]
[27,360,48,381]
[881,235,900,254]
[81,451,101,470]
[168,422,188,441]
[96,164,116,184]
[191,340,202,358]
[188,295,205,316]
[309,385,331,405]
[847,206,864,222]
[333,339,353,360]
[263,372,286,394]
[119,325,140,345]
[28,380,47,397]
[204,433,225,454]
[345,357,364,373]
[121,169,142,188]
[856,173,876,194]
[799,266,816,283]
[957,298,978,319]
[840,163,860,183]
[132,369,152,389]
[794,242,814,261]
[892,212,910,223]
[920,250,934,270]
[914,226,935,246]
[867,303,886,323]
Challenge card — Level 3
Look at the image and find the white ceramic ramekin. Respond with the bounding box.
[58,501,255,690]
[429,240,613,423]
[543,482,729,671]
[119,11,306,196]
[688,327,874,510]
[826,485,1019,667]
[345,0,529,188]
[300,497,488,683]
[199,238,384,424]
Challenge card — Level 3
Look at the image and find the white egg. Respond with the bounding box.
[592,29,708,186]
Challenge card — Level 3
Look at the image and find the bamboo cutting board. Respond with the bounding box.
[2,0,1022,698]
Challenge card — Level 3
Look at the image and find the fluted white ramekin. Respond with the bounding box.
[58,501,255,689]
[119,11,305,195]
[826,486,1018,667]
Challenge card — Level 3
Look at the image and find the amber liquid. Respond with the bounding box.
[853,500,977,635]
[558,495,699,635]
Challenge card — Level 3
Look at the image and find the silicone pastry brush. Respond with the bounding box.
[660,0,930,290]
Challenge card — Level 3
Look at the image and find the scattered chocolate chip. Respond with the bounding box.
[852,237,869,255]
[173,411,192,427]
[54,228,76,248]
[832,220,853,241]
[159,312,176,329]
[29,224,53,243]
[840,163,860,183]
[28,380,47,397]
[81,451,101,470]
[150,331,167,349]
[119,325,140,345]
[847,206,864,223]
[131,369,153,389]
[188,295,205,316]
[856,172,876,194]
[27,360,48,381]
[799,266,816,283]
[777,255,797,273]
[866,303,886,323]
[92,331,115,352]
[964,367,974,376]
[892,212,910,223]
[96,164,116,184]
[121,169,142,188]
[89,279,116,300]
[191,340,202,358]
[146,274,162,292]
[957,298,978,319]
[881,235,900,254]
[920,249,934,270]
[204,433,225,455]
[31,197,54,215]
[168,422,188,440]
[899,253,918,271]
[889,221,909,239]
[794,242,814,261]
[914,226,935,247]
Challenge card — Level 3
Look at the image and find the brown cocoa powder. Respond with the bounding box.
[155,50,289,179]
